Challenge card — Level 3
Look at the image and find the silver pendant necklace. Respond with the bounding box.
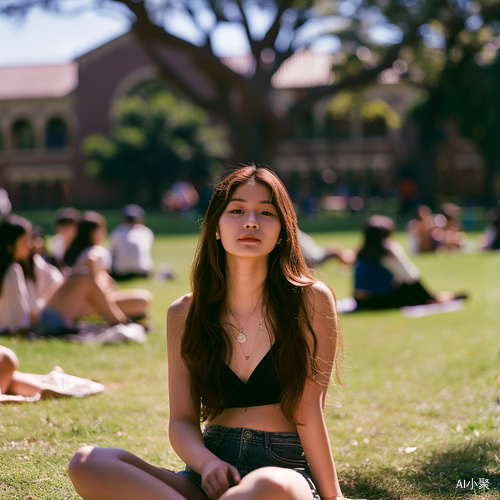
[233,313,263,360]
[225,301,261,344]
[225,310,264,360]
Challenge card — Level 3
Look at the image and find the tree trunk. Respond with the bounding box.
[483,158,500,207]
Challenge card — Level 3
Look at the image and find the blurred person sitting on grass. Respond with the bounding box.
[109,204,154,281]
[353,215,467,310]
[63,211,152,324]
[406,205,439,253]
[50,207,81,268]
[480,207,500,251]
[0,187,12,219]
[0,215,129,337]
[434,203,466,252]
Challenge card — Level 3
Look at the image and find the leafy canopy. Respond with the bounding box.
[82,87,231,203]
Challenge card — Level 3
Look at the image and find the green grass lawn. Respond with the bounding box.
[1,232,499,499]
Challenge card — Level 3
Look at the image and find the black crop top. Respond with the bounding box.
[221,342,282,408]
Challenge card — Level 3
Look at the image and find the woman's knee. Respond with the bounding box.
[227,468,292,499]
[68,445,97,479]
[0,346,20,374]
[130,289,153,307]
[68,445,122,483]
[0,347,19,393]
[255,473,290,495]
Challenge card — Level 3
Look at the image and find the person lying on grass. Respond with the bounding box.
[68,165,351,500]
[0,345,103,402]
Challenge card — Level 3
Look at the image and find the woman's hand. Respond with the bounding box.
[200,458,241,500]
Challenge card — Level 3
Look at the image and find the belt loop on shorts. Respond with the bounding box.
[220,426,229,440]
[264,431,270,450]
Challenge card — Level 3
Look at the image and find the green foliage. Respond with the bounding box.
[327,91,402,129]
[442,54,500,171]
[411,44,500,204]
[82,89,231,205]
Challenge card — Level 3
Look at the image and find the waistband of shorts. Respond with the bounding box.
[202,425,301,444]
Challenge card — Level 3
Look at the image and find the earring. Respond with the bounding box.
[276,238,282,246]
[216,231,221,240]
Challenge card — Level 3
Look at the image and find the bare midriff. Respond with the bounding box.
[209,403,297,433]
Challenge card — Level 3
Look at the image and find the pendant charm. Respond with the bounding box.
[245,356,249,360]
[236,332,247,343]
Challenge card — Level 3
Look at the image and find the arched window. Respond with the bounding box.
[362,116,387,137]
[12,119,35,149]
[45,118,68,149]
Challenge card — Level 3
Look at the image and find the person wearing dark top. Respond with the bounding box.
[69,166,346,500]
[481,207,500,250]
[354,215,466,310]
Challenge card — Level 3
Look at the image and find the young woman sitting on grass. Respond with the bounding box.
[63,210,152,323]
[0,215,128,337]
[68,165,347,500]
[353,215,467,310]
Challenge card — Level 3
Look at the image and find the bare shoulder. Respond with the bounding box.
[305,281,336,311]
[167,293,193,317]
[303,281,338,335]
[167,293,192,341]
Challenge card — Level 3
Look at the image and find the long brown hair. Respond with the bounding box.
[0,215,32,296]
[181,165,342,423]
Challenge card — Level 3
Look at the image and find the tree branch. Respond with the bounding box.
[206,0,228,23]
[183,1,215,52]
[235,0,258,59]
[285,43,401,129]
[256,0,293,52]
[119,0,250,91]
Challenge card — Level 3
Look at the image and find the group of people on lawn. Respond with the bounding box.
[0,166,489,500]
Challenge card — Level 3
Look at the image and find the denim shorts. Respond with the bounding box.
[34,307,67,336]
[177,425,320,499]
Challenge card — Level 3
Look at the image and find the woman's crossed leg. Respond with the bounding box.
[220,467,315,500]
[68,446,207,500]
[69,447,315,500]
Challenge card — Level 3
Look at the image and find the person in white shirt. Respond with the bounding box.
[63,211,152,322]
[0,215,128,336]
[0,188,12,217]
[63,211,112,273]
[109,204,154,281]
[0,216,62,334]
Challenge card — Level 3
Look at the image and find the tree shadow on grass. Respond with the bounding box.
[340,437,499,499]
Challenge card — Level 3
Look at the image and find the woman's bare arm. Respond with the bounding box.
[167,295,240,499]
[296,282,343,500]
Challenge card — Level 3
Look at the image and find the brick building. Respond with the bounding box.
[0,32,486,209]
